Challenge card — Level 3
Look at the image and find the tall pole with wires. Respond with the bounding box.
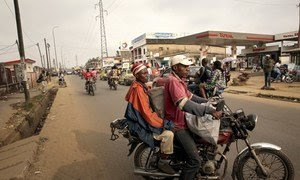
[297,2,300,48]
[13,0,30,103]
[95,0,108,60]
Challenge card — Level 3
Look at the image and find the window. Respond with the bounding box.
[143,49,146,54]
[159,47,164,51]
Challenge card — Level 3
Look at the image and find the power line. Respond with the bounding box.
[233,0,295,6]
[0,44,36,56]
[0,42,16,51]
[3,0,35,44]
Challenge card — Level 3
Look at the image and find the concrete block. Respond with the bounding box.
[0,136,38,180]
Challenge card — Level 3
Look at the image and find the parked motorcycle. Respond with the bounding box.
[110,98,294,180]
[271,68,296,83]
[85,79,95,96]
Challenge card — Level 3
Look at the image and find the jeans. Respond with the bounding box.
[174,129,201,180]
[264,72,271,87]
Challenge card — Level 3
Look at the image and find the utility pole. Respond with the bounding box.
[42,55,46,69]
[13,0,30,103]
[60,47,64,69]
[95,0,108,60]
[76,54,78,67]
[44,38,49,70]
[36,43,43,68]
[47,43,51,70]
[298,2,300,47]
[52,26,59,70]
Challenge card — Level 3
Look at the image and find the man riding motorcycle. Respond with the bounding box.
[125,63,176,174]
[84,68,93,89]
[164,55,222,180]
[108,65,119,87]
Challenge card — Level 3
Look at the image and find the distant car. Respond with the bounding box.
[51,72,58,76]
[66,71,73,75]
[119,69,135,86]
[100,69,111,80]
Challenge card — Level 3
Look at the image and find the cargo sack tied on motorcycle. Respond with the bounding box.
[185,102,220,146]
[148,87,165,118]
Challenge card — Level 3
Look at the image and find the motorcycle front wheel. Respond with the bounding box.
[236,148,294,180]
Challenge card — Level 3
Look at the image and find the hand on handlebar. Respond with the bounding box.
[212,111,222,119]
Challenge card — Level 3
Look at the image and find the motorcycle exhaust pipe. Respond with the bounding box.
[134,168,180,177]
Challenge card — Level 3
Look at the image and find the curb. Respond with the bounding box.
[0,88,58,148]
[225,90,300,103]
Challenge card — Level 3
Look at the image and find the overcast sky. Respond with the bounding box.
[0,0,298,67]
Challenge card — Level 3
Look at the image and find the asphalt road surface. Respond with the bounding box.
[30,75,300,180]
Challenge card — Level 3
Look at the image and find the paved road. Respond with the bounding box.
[29,75,300,179]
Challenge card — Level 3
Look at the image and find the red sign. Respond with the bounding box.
[219,33,233,39]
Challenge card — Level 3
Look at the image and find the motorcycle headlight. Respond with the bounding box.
[242,114,258,131]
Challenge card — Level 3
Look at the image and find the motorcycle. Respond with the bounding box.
[58,77,67,87]
[109,77,118,90]
[110,98,294,180]
[85,79,95,96]
[271,67,296,83]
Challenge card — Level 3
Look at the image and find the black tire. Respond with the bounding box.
[285,76,294,83]
[236,148,294,180]
[90,84,94,96]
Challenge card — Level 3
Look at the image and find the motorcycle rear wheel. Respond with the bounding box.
[236,148,294,180]
[134,143,173,180]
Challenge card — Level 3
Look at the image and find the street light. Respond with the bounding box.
[52,26,59,71]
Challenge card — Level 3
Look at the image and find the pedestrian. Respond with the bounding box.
[146,63,152,81]
[262,55,275,90]
[37,69,47,93]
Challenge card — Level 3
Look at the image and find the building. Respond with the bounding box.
[274,31,300,65]
[130,32,227,67]
[4,59,36,73]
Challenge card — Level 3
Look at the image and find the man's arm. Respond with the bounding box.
[190,94,208,104]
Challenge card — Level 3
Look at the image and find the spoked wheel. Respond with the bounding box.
[236,148,294,180]
[134,143,171,180]
[284,76,294,83]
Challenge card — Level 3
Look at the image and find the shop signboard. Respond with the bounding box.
[242,45,279,54]
[275,31,298,41]
[102,57,114,67]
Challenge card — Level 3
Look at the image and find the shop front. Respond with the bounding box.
[241,45,280,68]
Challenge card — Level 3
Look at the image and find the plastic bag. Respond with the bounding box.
[185,103,220,145]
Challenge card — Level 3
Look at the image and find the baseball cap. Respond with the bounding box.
[170,55,193,66]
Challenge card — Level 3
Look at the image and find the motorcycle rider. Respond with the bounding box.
[125,63,176,174]
[108,65,119,86]
[84,68,93,89]
[164,55,222,180]
[188,58,212,97]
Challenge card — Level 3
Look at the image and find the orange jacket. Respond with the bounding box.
[125,81,163,128]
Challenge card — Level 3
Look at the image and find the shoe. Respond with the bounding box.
[261,86,266,90]
[265,87,275,90]
[157,159,176,174]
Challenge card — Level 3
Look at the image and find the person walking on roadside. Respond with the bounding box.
[37,69,47,93]
[262,55,274,90]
